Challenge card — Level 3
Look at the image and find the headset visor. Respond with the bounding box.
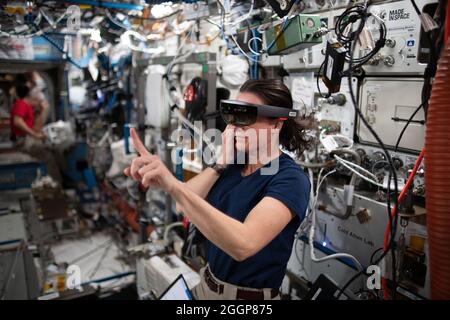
[220,100,298,126]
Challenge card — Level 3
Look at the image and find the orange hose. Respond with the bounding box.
[425,41,450,299]
[101,182,154,236]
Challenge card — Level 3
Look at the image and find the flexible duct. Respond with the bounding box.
[425,41,450,299]
[100,182,154,237]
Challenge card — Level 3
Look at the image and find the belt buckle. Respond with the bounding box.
[236,288,279,300]
[205,267,224,295]
[270,289,280,299]
[236,289,263,300]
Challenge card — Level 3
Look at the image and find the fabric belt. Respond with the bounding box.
[204,266,279,300]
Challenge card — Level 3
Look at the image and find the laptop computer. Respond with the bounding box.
[158,274,195,300]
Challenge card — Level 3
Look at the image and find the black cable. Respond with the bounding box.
[320,1,397,298]
[340,2,399,298]
[317,61,331,98]
[351,22,386,68]
[335,270,366,299]
[335,0,441,298]
[410,0,422,16]
[420,34,436,118]
[394,103,425,152]
[387,171,397,296]
[385,0,439,295]
[336,246,384,300]
[334,3,387,72]
[412,0,439,119]
[334,5,367,43]
[370,247,384,265]
[336,245,387,300]
[347,51,397,247]
[390,4,438,291]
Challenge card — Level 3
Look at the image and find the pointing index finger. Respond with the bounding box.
[130,127,151,156]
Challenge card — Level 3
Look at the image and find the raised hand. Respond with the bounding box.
[123,128,179,193]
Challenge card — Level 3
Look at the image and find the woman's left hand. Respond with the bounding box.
[124,128,180,194]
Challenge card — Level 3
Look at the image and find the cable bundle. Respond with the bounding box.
[334,2,387,71]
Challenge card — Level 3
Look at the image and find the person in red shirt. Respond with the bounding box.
[10,84,46,141]
[10,84,61,184]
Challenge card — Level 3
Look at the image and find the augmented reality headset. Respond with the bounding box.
[220,99,298,126]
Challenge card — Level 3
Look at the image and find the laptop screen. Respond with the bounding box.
[159,275,194,300]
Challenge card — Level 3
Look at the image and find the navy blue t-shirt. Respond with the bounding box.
[205,152,310,289]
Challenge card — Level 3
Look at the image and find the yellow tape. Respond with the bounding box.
[274,24,286,51]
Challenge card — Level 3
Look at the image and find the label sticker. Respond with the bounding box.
[291,75,314,108]
[406,39,415,47]
[326,56,334,81]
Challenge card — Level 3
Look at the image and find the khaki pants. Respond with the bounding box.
[18,136,63,185]
[192,265,281,300]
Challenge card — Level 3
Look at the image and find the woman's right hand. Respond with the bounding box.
[123,128,155,182]
[123,128,180,193]
[216,125,235,166]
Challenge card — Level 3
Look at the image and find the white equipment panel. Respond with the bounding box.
[285,74,356,139]
[315,77,357,139]
[287,184,430,299]
[361,0,437,75]
[357,77,425,151]
[284,0,436,73]
[136,253,200,299]
[145,65,170,129]
[314,186,389,267]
